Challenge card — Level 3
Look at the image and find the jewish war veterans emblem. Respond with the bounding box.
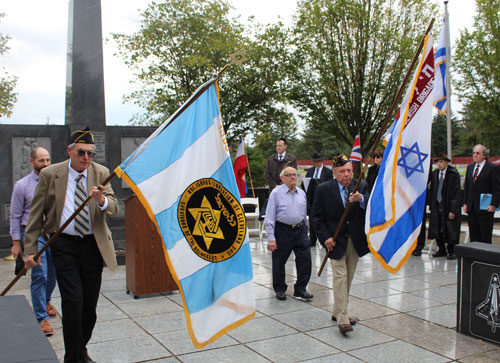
[178,178,246,262]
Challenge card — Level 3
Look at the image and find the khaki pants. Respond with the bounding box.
[330,238,359,325]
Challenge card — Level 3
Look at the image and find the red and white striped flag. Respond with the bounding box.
[350,132,362,162]
[233,135,248,198]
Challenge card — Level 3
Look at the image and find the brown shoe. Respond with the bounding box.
[46,303,56,317]
[40,320,53,336]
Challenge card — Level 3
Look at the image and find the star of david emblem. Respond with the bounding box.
[188,195,224,250]
[229,51,248,65]
[397,142,428,178]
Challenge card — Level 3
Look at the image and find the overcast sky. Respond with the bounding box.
[0,0,477,126]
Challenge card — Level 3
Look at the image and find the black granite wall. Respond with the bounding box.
[0,124,156,256]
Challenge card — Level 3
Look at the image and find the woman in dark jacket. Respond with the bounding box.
[365,148,384,193]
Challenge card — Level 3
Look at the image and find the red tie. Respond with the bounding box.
[473,164,480,181]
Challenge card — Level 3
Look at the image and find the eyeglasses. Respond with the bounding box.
[76,149,96,157]
[374,155,382,159]
[283,173,297,177]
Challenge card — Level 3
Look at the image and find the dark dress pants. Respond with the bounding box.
[435,205,456,254]
[468,210,494,244]
[272,223,312,294]
[51,234,103,363]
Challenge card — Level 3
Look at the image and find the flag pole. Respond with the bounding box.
[1,172,117,296]
[317,18,435,276]
[444,0,453,159]
[242,135,256,198]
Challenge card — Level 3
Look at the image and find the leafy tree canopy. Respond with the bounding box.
[113,0,295,142]
[286,0,436,158]
[453,0,500,154]
[0,13,18,118]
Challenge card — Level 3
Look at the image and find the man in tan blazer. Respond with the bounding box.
[24,127,118,363]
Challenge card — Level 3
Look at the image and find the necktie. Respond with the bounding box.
[313,168,319,179]
[74,174,90,237]
[278,155,282,161]
[343,186,349,207]
[473,164,480,181]
[437,172,444,203]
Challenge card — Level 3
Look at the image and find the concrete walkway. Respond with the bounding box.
[1,237,500,362]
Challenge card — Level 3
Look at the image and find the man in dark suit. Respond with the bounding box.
[427,153,462,259]
[463,144,500,244]
[311,154,370,335]
[24,127,119,363]
[303,151,333,246]
[265,137,297,192]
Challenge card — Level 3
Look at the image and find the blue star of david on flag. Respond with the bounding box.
[397,142,428,178]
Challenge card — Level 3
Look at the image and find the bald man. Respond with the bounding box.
[10,146,57,336]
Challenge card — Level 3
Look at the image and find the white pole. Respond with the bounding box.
[444,0,453,159]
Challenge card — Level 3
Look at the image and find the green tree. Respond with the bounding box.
[430,112,467,157]
[286,0,436,157]
[0,13,18,117]
[113,0,294,142]
[453,0,500,154]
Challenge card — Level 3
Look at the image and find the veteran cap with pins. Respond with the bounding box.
[332,153,350,167]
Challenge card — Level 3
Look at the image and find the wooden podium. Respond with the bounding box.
[125,195,178,298]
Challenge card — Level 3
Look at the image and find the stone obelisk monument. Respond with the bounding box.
[65,0,107,163]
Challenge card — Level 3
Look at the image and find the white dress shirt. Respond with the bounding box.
[61,161,108,235]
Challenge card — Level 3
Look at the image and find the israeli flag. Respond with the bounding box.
[115,78,255,347]
[434,17,447,114]
[366,35,435,273]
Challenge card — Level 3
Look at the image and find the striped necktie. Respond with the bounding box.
[74,174,90,237]
[473,164,480,181]
[343,186,349,207]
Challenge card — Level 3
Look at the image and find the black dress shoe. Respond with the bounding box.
[293,291,314,300]
[339,324,353,335]
[432,250,447,258]
[276,292,286,300]
[332,315,358,325]
[412,250,422,256]
[447,253,457,260]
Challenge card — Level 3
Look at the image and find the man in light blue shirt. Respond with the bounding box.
[265,166,313,301]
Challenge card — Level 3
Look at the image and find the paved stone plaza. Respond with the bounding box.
[2,237,500,362]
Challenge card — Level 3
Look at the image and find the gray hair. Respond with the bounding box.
[473,144,490,159]
[68,143,96,151]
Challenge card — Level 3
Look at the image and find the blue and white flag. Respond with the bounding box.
[365,35,435,273]
[115,78,255,347]
[434,17,447,114]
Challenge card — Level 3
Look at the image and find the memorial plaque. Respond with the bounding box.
[93,131,106,163]
[120,137,146,188]
[470,261,500,342]
[12,137,51,183]
[3,204,9,226]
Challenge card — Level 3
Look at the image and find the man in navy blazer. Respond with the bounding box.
[311,154,370,335]
[463,144,500,243]
[303,151,332,246]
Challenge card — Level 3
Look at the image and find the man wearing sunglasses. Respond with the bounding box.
[264,166,313,302]
[23,127,119,363]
